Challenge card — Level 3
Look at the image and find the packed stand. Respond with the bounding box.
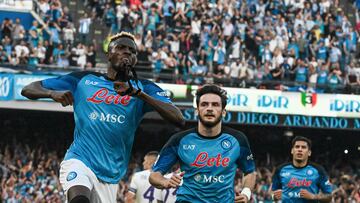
[0,0,97,69]
[0,143,63,202]
[85,0,360,93]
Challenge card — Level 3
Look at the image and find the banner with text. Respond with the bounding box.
[13,74,54,100]
[182,108,360,130]
[191,86,360,118]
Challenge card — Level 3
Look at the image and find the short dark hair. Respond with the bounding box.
[196,84,228,109]
[145,151,159,158]
[291,136,312,149]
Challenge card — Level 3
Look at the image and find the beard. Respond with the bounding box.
[199,114,222,128]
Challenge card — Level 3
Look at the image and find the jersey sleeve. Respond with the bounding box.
[128,173,138,194]
[152,135,180,175]
[229,128,255,174]
[316,165,332,194]
[140,80,173,113]
[271,167,282,191]
[41,71,89,94]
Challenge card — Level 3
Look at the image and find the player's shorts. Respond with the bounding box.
[59,158,118,203]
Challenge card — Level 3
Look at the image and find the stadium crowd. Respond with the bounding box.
[0,142,359,202]
[1,0,360,93]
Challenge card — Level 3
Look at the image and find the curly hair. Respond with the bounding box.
[109,32,135,43]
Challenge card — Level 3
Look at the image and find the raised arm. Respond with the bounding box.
[137,91,185,127]
[21,81,74,106]
[114,81,185,128]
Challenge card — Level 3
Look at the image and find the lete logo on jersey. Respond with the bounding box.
[191,152,230,168]
[87,88,131,105]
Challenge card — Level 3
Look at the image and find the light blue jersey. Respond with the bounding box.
[272,162,332,203]
[153,127,256,203]
[42,71,171,183]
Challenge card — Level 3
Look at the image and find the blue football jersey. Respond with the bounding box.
[272,162,332,203]
[41,71,172,183]
[152,127,256,203]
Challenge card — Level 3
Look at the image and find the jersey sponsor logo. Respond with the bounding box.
[287,178,312,188]
[66,171,77,181]
[221,139,232,149]
[87,88,131,105]
[85,80,99,86]
[183,144,195,150]
[288,191,301,198]
[156,91,169,97]
[281,172,291,177]
[190,152,230,168]
[89,111,126,124]
[194,174,225,183]
[246,154,254,161]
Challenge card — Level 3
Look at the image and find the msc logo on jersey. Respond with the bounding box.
[67,171,77,181]
[221,139,232,149]
[89,111,126,124]
[194,174,225,183]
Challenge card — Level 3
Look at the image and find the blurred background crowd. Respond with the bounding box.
[0,111,359,203]
[1,0,360,93]
[0,141,359,202]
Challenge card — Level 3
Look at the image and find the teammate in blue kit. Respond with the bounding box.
[271,136,332,203]
[149,84,257,203]
[21,32,184,203]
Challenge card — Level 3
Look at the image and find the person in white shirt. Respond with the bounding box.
[154,172,178,203]
[125,151,159,203]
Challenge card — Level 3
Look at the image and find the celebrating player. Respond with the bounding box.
[21,32,184,203]
[271,136,332,203]
[126,151,159,203]
[149,84,256,203]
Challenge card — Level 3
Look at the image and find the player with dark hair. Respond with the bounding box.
[21,32,185,203]
[271,136,332,203]
[126,151,159,203]
[149,84,256,203]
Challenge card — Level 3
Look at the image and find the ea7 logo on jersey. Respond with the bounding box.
[183,145,195,150]
[85,80,99,86]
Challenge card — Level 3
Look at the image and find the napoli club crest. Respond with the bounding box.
[221,139,232,149]
[67,171,77,181]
